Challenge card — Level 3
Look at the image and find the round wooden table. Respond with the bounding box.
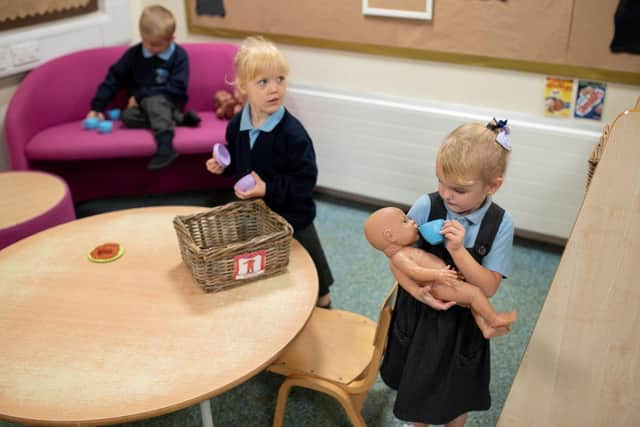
[0,171,75,250]
[0,206,318,426]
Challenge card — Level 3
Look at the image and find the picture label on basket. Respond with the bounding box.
[234,250,267,280]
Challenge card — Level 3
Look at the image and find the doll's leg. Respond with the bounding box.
[430,281,516,328]
[463,284,516,328]
[471,308,511,339]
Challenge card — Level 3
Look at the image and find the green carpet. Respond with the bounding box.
[1,193,562,427]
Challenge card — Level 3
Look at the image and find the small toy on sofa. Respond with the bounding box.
[83,117,100,130]
[107,108,121,121]
[83,118,114,134]
[98,120,114,134]
[214,89,245,120]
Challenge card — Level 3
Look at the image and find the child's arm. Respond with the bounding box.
[90,48,134,114]
[264,132,317,208]
[442,220,503,297]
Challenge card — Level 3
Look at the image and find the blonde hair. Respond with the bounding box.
[437,119,510,185]
[233,36,289,88]
[139,5,176,40]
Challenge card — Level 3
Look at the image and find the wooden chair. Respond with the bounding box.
[267,283,398,427]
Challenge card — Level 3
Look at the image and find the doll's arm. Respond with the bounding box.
[390,262,455,310]
[391,250,457,286]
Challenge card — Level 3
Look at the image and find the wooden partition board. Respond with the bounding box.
[186,0,640,85]
[498,100,640,426]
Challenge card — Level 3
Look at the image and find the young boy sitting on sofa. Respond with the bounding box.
[86,4,200,170]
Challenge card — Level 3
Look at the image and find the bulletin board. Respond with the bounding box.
[186,0,640,85]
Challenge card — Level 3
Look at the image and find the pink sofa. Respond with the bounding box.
[5,42,237,203]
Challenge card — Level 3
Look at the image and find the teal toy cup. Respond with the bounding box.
[83,117,100,130]
[107,109,121,121]
[97,120,113,134]
[419,219,445,245]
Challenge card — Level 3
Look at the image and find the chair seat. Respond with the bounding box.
[269,308,377,384]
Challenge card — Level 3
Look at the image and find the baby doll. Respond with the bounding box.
[364,207,516,338]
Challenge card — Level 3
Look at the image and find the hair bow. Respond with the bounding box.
[489,117,511,151]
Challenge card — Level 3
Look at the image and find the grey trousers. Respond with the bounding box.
[121,95,184,138]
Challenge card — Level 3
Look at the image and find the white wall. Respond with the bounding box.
[1,0,638,236]
[0,0,132,170]
[0,0,132,78]
[145,0,639,124]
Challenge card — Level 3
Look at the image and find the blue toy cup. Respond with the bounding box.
[107,109,121,121]
[419,219,445,245]
[97,120,113,134]
[83,117,100,130]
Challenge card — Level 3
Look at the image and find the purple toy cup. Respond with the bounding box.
[213,143,231,167]
[418,219,445,245]
[234,173,256,192]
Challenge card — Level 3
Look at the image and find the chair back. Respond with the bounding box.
[351,282,398,392]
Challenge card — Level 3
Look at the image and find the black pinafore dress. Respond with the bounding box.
[380,192,505,425]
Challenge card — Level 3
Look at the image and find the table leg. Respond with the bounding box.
[200,399,214,427]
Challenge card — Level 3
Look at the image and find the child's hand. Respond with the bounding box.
[205,157,225,175]
[234,171,266,200]
[127,96,138,109]
[87,110,105,121]
[441,220,465,252]
[437,265,458,286]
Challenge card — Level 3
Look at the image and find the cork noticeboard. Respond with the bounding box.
[186,0,640,85]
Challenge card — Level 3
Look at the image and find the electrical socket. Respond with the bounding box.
[10,41,40,66]
[0,47,11,70]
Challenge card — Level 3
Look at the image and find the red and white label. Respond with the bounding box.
[233,250,266,280]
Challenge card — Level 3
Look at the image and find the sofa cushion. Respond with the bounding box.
[26,112,227,161]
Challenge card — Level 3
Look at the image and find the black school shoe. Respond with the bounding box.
[147,135,179,170]
[181,110,201,127]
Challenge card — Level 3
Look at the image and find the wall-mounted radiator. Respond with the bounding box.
[288,86,602,241]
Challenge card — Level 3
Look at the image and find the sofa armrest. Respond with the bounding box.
[5,46,127,170]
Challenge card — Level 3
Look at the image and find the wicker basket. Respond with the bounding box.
[586,123,610,190]
[173,199,294,292]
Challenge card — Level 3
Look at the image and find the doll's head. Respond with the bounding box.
[364,207,419,255]
[139,5,176,54]
[233,36,289,88]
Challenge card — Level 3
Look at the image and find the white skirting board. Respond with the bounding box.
[286,86,603,240]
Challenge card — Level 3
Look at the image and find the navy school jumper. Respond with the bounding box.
[224,108,317,231]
